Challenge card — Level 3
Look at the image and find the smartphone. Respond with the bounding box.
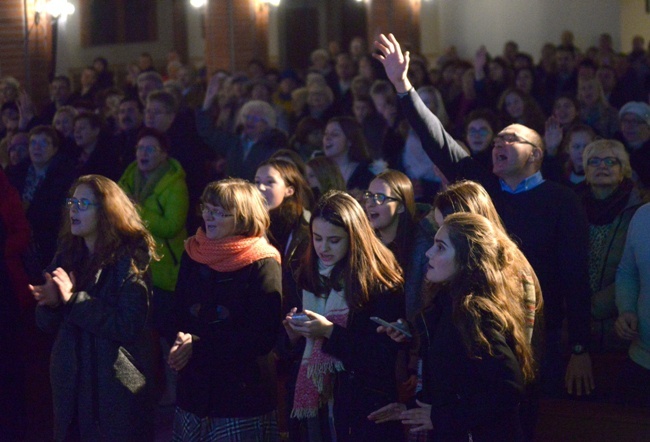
[370,316,412,338]
[290,313,309,323]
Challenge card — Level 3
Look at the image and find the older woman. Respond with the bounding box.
[576,140,643,356]
[169,178,282,441]
[7,126,76,272]
[197,98,287,182]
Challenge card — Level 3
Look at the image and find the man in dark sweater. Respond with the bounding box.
[374,33,593,397]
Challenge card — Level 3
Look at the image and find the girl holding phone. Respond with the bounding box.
[370,212,536,441]
[284,190,405,441]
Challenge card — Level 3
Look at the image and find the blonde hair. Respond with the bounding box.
[582,139,632,179]
[201,178,270,238]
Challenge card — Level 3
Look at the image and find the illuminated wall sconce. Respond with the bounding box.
[35,0,76,21]
[263,0,281,6]
[190,0,207,7]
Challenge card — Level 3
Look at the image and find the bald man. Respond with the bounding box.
[375,33,593,405]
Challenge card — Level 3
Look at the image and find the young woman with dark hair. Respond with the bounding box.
[32,174,158,441]
[370,212,536,441]
[284,190,406,441]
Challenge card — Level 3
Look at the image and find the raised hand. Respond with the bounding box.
[544,116,563,156]
[373,33,412,93]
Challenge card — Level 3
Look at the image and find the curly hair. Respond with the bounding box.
[57,175,158,289]
[443,212,536,382]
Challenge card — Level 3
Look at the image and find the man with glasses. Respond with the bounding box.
[618,101,650,189]
[374,33,593,407]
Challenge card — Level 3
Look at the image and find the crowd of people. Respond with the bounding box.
[0,28,649,441]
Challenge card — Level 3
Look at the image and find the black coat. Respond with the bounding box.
[36,254,156,441]
[322,286,406,442]
[7,153,76,272]
[416,291,525,442]
[173,254,283,418]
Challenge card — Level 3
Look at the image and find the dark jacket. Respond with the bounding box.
[399,88,591,349]
[416,290,525,442]
[173,254,283,418]
[36,254,155,442]
[196,108,288,182]
[7,153,76,272]
[322,286,406,442]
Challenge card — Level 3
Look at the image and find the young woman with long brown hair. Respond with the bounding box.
[31,174,158,441]
[284,190,406,441]
[371,212,536,441]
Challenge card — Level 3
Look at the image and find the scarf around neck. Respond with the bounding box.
[184,228,281,272]
[291,260,349,420]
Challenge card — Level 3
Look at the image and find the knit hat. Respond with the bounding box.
[619,101,650,126]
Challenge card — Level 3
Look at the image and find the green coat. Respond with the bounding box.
[119,158,189,291]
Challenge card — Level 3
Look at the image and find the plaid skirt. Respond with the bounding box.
[172,407,279,442]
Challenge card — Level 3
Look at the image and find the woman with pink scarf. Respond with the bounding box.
[284,191,406,441]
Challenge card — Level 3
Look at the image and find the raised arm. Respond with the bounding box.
[374,33,476,183]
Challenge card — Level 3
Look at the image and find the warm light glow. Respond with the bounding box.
[264,0,280,6]
[190,0,207,7]
[40,0,75,19]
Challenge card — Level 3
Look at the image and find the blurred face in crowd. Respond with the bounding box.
[138,79,161,106]
[505,92,524,119]
[322,122,349,161]
[8,133,29,166]
[241,109,269,141]
[50,79,71,104]
[620,112,650,146]
[53,111,75,138]
[136,135,168,176]
[1,108,19,133]
[335,55,356,82]
[80,68,97,89]
[144,100,175,133]
[118,100,143,132]
[568,131,594,174]
[578,81,599,107]
[352,100,371,123]
[515,69,534,95]
[74,118,100,149]
[29,133,58,169]
[553,97,577,126]
[254,165,294,210]
[466,118,493,154]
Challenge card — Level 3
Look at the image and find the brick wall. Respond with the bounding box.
[0,1,53,106]
[204,0,269,75]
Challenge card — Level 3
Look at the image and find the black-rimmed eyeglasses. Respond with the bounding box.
[200,204,233,218]
[362,191,400,206]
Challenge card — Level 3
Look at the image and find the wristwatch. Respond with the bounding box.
[571,344,587,355]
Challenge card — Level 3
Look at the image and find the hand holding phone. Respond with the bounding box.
[370,316,412,338]
[290,312,310,324]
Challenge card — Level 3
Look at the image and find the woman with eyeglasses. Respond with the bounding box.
[168,178,283,441]
[364,169,435,320]
[576,140,643,371]
[31,174,158,441]
[463,109,500,171]
[7,125,76,272]
[118,126,189,402]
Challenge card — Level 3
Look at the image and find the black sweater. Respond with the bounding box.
[399,88,590,347]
